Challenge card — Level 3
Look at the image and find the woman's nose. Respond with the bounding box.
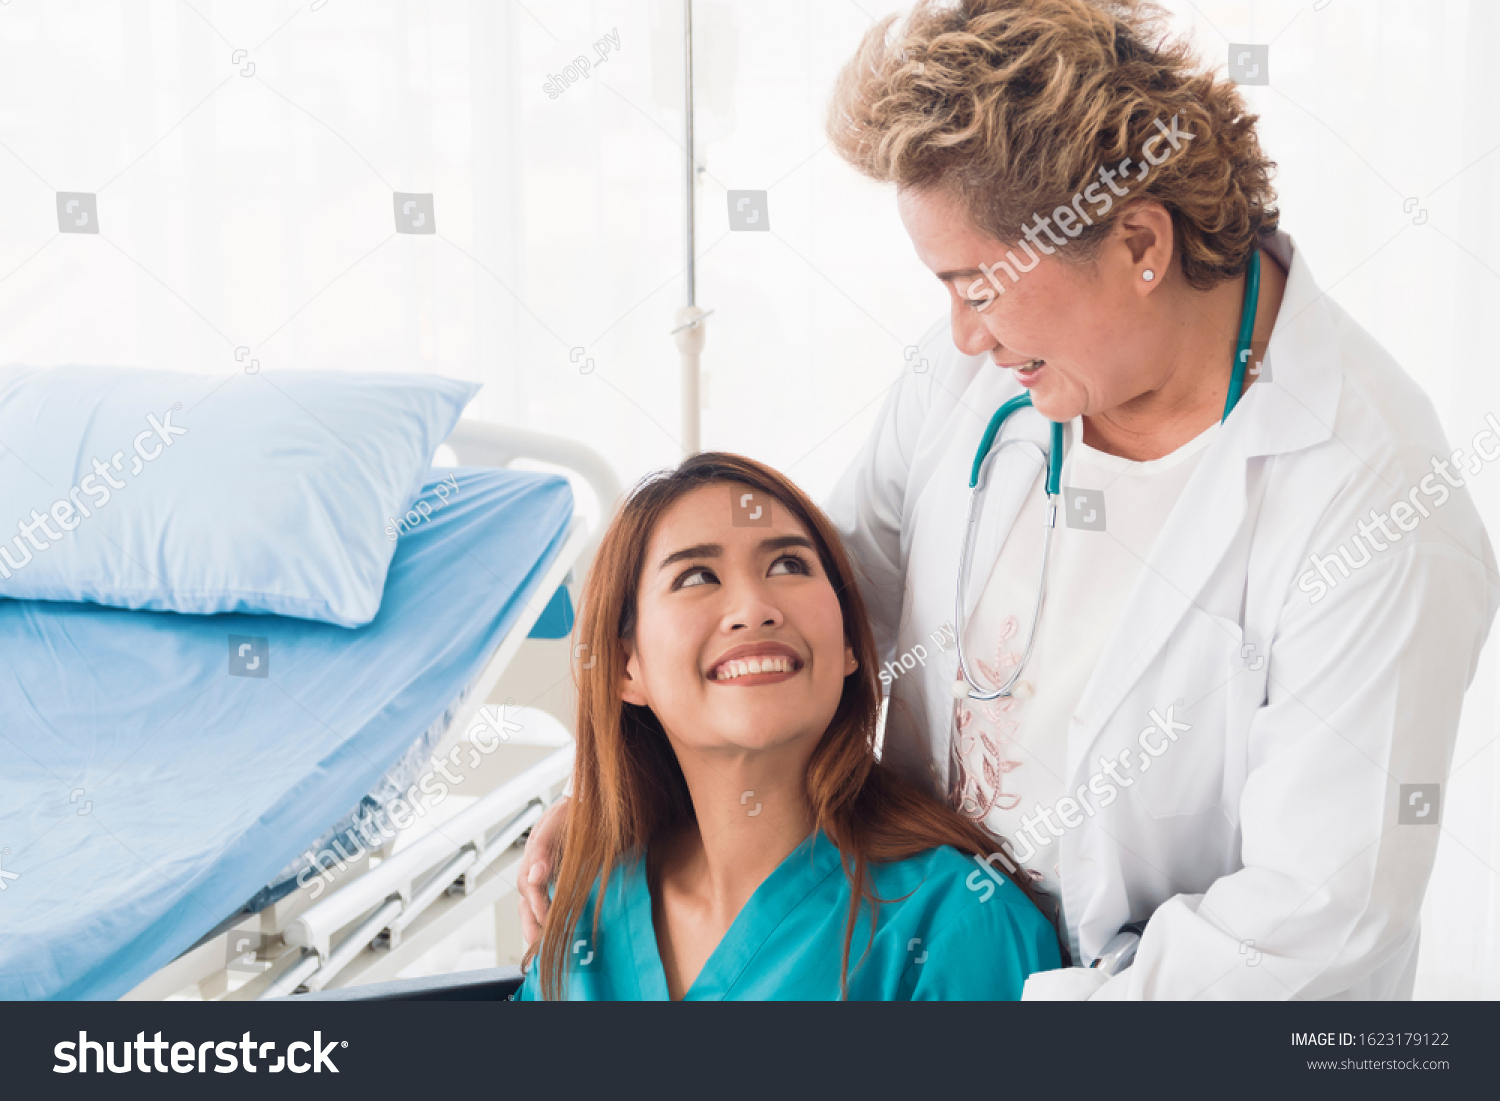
[723,582,784,632]
[950,297,997,358]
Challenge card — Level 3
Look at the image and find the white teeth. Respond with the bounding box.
[713,655,795,680]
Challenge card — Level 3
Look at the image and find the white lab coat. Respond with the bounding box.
[823,230,1500,999]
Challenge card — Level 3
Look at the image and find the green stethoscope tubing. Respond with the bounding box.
[953,250,1262,702]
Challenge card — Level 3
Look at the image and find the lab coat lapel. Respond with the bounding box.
[1064,425,1252,782]
[1065,231,1343,783]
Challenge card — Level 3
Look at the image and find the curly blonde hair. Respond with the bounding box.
[827,0,1278,290]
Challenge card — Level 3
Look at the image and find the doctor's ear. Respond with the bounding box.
[619,639,649,706]
[1114,201,1175,292]
[843,643,859,677]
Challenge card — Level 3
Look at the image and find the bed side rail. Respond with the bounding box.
[444,419,623,570]
[259,745,573,998]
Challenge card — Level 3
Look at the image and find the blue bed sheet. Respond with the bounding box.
[0,467,573,1000]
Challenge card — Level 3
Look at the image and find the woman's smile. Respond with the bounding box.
[707,641,804,685]
[1007,359,1047,388]
[620,482,856,754]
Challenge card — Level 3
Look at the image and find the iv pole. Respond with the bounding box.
[672,0,710,456]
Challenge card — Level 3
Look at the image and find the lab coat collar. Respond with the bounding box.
[1065,228,1343,782]
[1225,229,1343,459]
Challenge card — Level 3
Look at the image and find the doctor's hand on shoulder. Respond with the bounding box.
[516,796,569,946]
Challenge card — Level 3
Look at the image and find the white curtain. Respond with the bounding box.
[0,0,1493,997]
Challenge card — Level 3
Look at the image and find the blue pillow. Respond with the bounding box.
[0,366,479,626]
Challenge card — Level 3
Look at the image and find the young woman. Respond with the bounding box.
[514,452,1061,1000]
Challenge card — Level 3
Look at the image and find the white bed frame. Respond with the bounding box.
[121,421,619,1001]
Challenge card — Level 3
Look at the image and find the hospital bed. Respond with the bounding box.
[277,931,1143,1003]
[0,421,618,1002]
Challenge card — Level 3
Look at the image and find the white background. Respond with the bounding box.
[0,0,1494,997]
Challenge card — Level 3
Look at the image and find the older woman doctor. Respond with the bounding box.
[519,0,1499,1000]
[815,0,1498,998]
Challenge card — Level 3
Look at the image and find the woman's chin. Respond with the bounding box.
[689,713,823,756]
[1027,387,1074,424]
[718,726,807,753]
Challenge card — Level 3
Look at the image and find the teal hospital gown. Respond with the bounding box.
[514,829,1061,1000]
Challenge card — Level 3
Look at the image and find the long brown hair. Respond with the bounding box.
[525,452,1053,999]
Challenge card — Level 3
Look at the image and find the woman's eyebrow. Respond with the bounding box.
[656,534,816,572]
[761,534,816,555]
[659,542,721,570]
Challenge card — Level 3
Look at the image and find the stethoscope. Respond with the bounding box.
[952,251,1262,702]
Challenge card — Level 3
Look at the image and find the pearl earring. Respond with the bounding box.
[1142,269,1156,282]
